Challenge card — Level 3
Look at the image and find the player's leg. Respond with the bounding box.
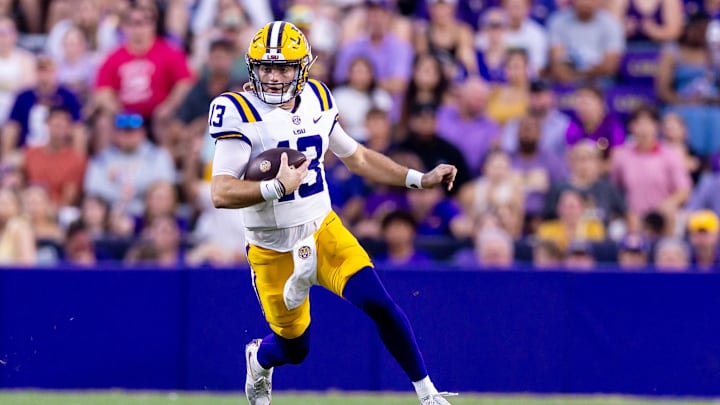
[315,212,455,405]
[256,328,310,367]
[245,244,314,405]
[343,268,454,404]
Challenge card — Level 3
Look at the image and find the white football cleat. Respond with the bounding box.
[245,339,273,405]
[419,391,459,405]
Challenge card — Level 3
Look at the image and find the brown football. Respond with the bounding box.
[244,147,307,181]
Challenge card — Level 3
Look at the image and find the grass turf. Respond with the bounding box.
[0,392,717,405]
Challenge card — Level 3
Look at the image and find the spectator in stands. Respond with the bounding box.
[399,53,449,140]
[84,112,176,217]
[0,157,24,190]
[436,77,501,174]
[544,141,627,227]
[687,210,720,270]
[351,150,415,239]
[2,55,84,160]
[333,56,393,142]
[502,0,549,76]
[167,39,238,165]
[473,228,515,269]
[686,154,720,216]
[0,187,36,265]
[340,0,414,52]
[617,233,650,270]
[186,179,247,267]
[79,194,111,241]
[334,0,414,103]
[0,0,41,34]
[474,8,511,82]
[398,102,471,192]
[532,239,564,269]
[0,16,36,124]
[413,0,478,80]
[331,108,393,226]
[53,26,99,105]
[407,181,471,239]
[565,85,625,160]
[642,210,667,242]
[125,214,183,268]
[458,150,525,238]
[23,106,86,208]
[45,0,120,61]
[510,115,567,233]
[548,0,625,84]
[189,0,253,83]
[536,188,606,254]
[608,0,683,44]
[135,180,186,236]
[611,105,691,232]
[191,0,274,41]
[92,4,193,143]
[502,78,570,157]
[486,49,530,126]
[564,240,596,270]
[375,210,433,266]
[84,107,116,157]
[661,112,704,184]
[364,108,396,154]
[656,13,720,157]
[22,185,65,264]
[654,236,690,271]
[62,220,96,266]
[285,4,340,84]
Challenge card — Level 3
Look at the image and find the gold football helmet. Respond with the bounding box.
[246,21,314,105]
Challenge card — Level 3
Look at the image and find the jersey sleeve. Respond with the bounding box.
[328,121,358,158]
[212,136,252,178]
[207,93,259,147]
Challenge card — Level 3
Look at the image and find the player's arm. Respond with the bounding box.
[210,140,308,209]
[331,123,457,190]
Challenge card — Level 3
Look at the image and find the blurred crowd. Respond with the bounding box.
[0,0,719,271]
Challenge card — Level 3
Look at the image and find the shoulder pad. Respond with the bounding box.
[305,79,334,112]
[220,91,263,123]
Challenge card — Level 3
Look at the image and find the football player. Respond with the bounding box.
[208,21,458,405]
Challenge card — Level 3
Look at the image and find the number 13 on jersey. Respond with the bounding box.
[278,135,324,202]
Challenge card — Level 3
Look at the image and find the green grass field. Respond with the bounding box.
[0,391,717,405]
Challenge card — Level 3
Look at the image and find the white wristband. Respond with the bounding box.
[405,169,424,189]
[260,179,283,201]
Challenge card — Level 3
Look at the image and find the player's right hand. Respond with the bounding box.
[276,152,310,195]
[422,164,457,191]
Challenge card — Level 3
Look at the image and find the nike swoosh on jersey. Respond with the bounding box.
[313,116,322,124]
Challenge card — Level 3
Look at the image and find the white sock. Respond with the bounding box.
[250,350,272,377]
[413,376,438,399]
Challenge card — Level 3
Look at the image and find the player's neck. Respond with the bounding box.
[278,96,300,113]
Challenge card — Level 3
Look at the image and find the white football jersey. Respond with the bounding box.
[207,79,338,232]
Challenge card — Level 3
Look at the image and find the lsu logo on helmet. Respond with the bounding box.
[246,21,315,105]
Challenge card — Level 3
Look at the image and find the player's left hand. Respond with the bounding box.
[421,164,457,191]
